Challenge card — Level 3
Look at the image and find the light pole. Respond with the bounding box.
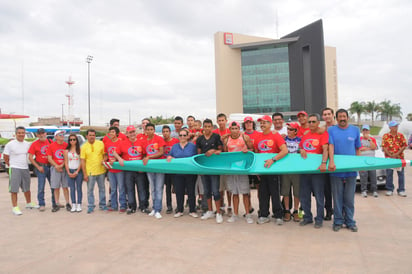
[86,55,93,126]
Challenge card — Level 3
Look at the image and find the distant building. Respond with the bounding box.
[214,19,338,117]
[30,116,83,126]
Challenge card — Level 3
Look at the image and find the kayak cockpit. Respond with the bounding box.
[193,151,255,171]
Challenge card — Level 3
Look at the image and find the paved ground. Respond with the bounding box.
[1,151,411,273]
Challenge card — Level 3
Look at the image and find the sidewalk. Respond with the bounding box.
[0,151,411,273]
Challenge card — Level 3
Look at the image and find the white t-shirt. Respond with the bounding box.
[275,126,287,136]
[4,140,30,169]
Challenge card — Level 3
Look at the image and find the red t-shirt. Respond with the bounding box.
[297,125,310,137]
[144,135,166,159]
[47,141,68,165]
[163,138,179,157]
[102,132,127,146]
[244,130,262,147]
[254,132,285,153]
[299,131,329,154]
[137,133,148,142]
[213,128,230,137]
[28,139,52,164]
[118,138,144,160]
[104,138,123,173]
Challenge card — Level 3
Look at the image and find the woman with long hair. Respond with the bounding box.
[64,133,83,212]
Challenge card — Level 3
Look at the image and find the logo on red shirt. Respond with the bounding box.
[258,139,274,151]
[40,145,49,155]
[128,146,142,157]
[54,149,64,159]
[302,139,319,151]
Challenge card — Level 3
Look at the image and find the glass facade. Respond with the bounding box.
[241,45,290,113]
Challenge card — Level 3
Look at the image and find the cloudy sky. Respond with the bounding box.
[1,0,411,126]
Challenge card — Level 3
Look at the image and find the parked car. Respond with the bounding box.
[356,136,386,188]
[0,145,6,172]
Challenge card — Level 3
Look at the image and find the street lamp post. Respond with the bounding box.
[86,55,93,126]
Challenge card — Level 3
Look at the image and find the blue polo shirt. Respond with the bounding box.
[170,142,197,158]
[328,124,361,177]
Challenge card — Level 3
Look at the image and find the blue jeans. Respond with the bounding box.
[87,173,106,209]
[35,165,56,207]
[300,174,326,223]
[108,171,126,210]
[67,169,83,204]
[201,175,221,201]
[331,176,356,227]
[147,173,165,212]
[386,168,405,193]
[124,171,147,210]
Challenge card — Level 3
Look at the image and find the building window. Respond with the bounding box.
[241,45,290,114]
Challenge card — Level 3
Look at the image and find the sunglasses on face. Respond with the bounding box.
[69,138,77,141]
[308,121,317,124]
[179,134,188,137]
[287,128,296,131]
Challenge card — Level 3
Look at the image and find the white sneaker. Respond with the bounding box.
[276,218,284,225]
[201,211,214,220]
[77,204,82,212]
[373,192,379,198]
[227,214,238,223]
[71,204,77,213]
[26,202,40,209]
[154,212,162,219]
[398,191,407,197]
[189,212,198,218]
[246,214,254,224]
[148,210,155,216]
[216,213,223,224]
[361,191,367,198]
[174,212,183,218]
[386,191,393,196]
[12,206,22,215]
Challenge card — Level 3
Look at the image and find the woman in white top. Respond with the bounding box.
[64,133,83,212]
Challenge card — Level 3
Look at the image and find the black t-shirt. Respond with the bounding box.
[196,133,223,153]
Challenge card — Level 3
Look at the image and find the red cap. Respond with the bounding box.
[229,121,240,128]
[297,111,308,117]
[286,122,300,130]
[257,115,272,123]
[126,125,136,132]
[243,116,253,122]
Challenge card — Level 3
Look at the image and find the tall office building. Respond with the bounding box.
[214,19,338,116]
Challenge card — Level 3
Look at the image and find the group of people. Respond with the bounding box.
[4,108,408,232]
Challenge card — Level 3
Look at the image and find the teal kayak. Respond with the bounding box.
[109,151,411,175]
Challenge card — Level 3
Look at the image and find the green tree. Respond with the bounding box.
[348,101,365,125]
[378,100,402,121]
[148,115,175,125]
[364,100,379,126]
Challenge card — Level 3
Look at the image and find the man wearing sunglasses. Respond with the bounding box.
[298,114,329,229]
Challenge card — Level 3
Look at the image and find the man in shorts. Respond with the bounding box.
[47,130,70,212]
[4,126,39,215]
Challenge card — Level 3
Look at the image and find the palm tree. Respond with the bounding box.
[348,101,365,125]
[378,100,402,121]
[364,101,379,126]
[388,104,402,121]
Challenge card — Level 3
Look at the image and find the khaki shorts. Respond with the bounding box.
[50,166,68,189]
[227,175,250,195]
[195,175,204,195]
[281,174,300,197]
[9,168,31,193]
[219,175,228,191]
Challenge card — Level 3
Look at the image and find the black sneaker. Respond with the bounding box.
[127,209,136,215]
[140,208,150,214]
[314,222,323,229]
[333,224,343,232]
[324,209,333,221]
[66,203,72,211]
[166,207,173,214]
[52,206,60,213]
[299,219,313,226]
[348,225,358,232]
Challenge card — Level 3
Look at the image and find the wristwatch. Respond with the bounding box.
[272,157,277,162]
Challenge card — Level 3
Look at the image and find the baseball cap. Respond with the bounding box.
[257,115,272,123]
[126,125,136,132]
[362,125,370,130]
[286,122,300,130]
[229,121,240,127]
[37,128,46,134]
[388,120,399,127]
[297,111,308,117]
[54,130,66,136]
[243,116,254,122]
